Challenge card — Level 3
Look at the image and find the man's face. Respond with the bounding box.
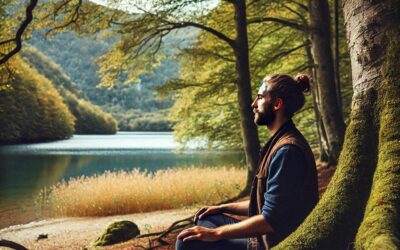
[251,82,276,126]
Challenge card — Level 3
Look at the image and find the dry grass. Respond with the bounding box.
[37,166,246,217]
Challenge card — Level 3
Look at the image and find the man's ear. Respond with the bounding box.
[273,98,284,111]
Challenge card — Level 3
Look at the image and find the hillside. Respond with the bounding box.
[28,30,190,131]
[0,56,75,144]
[21,46,117,134]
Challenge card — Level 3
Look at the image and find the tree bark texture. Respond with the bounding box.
[333,0,342,111]
[233,0,260,194]
[308,0,345,165]
[344,0,400,248]
[305,42,330,162]
[274,0,400,248]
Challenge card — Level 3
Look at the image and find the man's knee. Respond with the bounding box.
[176,238,201,250]
[197,213,225,227]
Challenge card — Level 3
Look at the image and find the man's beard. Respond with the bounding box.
[254,102,275,126]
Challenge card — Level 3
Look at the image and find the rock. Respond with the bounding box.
[36,234,48,241]
[91,221,140,246]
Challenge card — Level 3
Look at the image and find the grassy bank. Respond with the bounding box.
[37,167,246,217]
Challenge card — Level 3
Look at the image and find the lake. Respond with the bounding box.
[0,132,244,229]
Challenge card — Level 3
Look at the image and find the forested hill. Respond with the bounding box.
[28,30,190,131]
[21,46,117,134]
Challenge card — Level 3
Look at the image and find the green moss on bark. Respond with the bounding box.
[354,29,400,250]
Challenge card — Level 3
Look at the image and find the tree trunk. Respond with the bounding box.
[346,0,400,248]
[308,0,345,165]
[305,42,329,162]
[233,0,260,194]
[274,0,400,248]
[333,0,342,111]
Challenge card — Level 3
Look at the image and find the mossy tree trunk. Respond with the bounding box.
[348,0,400,248]
[274,0,400,249]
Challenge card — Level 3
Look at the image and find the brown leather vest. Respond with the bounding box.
[247,130,318,250]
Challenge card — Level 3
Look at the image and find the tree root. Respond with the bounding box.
[0,239,28,250]
[133,195,248,249]
[134,216,193,249]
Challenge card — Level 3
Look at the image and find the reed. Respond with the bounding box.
[37,166,246,217]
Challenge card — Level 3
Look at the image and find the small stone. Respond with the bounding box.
[91,220,140,246]
[37,234,48,241]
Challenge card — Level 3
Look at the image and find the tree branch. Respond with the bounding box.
[45,0,82,38]
[247,17,306,31]
[0,38,16,46]
[254,42,309,76]
[283,4,308,26]
[292,1,308,11]
[0,0,38,65]
[174,21,235,49]
[188,47,235,62]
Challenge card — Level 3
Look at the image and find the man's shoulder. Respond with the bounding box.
[277,130,314,157]
[273,144,304,160]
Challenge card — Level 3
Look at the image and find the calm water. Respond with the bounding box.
[0,132,244,229]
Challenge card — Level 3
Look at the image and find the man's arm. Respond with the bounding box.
[220,200,250,215]
[178,214,274,242]
[194,200,249,223]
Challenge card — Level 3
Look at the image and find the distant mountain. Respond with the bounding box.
[27,28,197,131]
[21,46,117,134]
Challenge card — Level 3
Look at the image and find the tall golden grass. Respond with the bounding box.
[37,166,246,217]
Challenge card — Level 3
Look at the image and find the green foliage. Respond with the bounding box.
[0,1,24,90]
[20,46,117,134]
[28,31,112,101]
[106,106,172,131]
[0,56,75,144]
[21,46,83,97]
[163,2,317,149]
[61,89,117,134]
[169,84,243,149]
[28,31,179,131]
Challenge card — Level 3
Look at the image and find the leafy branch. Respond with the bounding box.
[0,0,38,65]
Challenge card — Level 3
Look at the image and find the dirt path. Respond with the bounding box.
[0,208,196,250]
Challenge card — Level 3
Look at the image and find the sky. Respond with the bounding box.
[90,0,220,15]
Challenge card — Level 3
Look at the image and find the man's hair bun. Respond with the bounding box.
[294,73,311,93]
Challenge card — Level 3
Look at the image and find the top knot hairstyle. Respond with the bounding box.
[263,73,311,118]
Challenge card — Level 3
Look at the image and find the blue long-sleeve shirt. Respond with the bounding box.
[261,144,317,246]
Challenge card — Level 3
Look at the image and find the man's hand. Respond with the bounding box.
[177,226,221,242]
[194,206,223,224]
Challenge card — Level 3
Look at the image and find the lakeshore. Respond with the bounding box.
[0,207,196,250]
[0,163,335,250]
[0,132,244,229]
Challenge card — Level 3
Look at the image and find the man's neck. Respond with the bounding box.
[267,116,290,136]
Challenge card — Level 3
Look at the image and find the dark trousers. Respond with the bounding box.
[175,214,248,250]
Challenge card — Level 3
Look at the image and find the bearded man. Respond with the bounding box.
[176,74,319,250]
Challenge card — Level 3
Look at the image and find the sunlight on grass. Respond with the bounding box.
[37,166,246,217]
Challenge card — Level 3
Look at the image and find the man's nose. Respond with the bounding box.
[251,98,257,108]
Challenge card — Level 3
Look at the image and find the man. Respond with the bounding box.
[176,74,319,250]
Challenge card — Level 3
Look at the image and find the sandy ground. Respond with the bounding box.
[0,207,196,250]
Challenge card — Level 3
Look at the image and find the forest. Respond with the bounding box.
[0,0,399,249]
